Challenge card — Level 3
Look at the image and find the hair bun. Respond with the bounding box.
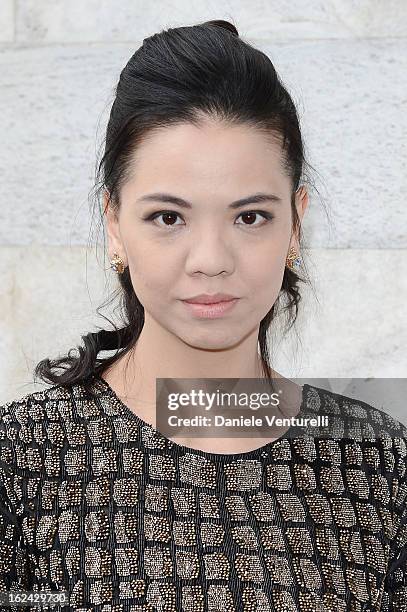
[204,20,239,37]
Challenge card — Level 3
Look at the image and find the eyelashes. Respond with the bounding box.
[143,210,275,229]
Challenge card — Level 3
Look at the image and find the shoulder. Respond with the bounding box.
[305,383,407,485]
[305,382,407,440]
[0,380,99,481]
[305,384,407,516]
[0,377,102,427]
[0,384,66,444]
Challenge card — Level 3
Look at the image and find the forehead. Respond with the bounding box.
[124,119,290,195]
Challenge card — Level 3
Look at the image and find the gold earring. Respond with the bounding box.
[286,246,302,270]
[110,252,125,274]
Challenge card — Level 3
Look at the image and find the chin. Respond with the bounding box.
[178,327,252,352]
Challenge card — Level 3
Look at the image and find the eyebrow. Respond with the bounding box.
[137,192,283,209]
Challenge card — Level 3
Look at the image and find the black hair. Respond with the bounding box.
[34,18,325,396]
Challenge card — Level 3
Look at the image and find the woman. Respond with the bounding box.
[1,19,406,612]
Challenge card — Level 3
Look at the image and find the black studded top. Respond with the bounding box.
[1,374,407,611]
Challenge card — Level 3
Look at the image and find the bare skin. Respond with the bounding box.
[100,355,304,453]
[102,116,308,454]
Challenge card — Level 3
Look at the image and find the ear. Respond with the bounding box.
[295,185,309,221]
[103,190,127,263]
[290,185,309,248]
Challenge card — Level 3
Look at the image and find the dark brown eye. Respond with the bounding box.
[236,211,273,227]
[144,209,273,229]
[160,212,178,225]
[147,211,182,226]
[240,212,257,225]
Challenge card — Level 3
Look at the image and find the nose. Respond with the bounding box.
[184,227,235,276]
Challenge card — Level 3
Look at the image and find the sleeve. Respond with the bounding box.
[382,437,407,610]
[0,401,32,601]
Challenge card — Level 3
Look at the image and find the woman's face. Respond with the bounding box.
[105,119,308,351]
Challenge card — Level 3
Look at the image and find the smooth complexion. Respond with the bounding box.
[102,118,308,452]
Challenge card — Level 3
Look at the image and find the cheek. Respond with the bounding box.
[124,227,288,307]
[241,251,287,318]
[243,246,286,286]
[128,267,169,301]
[126,249,180,304]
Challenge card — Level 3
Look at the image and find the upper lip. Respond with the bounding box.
[183,293,238,304]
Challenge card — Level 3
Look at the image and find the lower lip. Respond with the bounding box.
[182,298,239,318]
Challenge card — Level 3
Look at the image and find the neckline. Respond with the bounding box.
[91,372,310,461]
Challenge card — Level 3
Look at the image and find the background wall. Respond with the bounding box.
[1,1,406,419]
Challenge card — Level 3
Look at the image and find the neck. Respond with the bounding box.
[103,313,278,404]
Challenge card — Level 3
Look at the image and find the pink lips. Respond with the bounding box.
[183,293,238,304]
[182,298,239,319]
